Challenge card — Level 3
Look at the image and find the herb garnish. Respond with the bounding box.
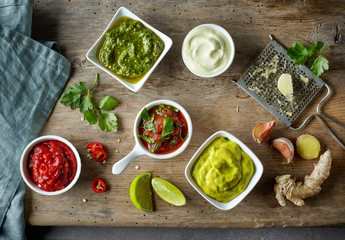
[141,107,150,120]
[138,135,155,144]
[162,115,175,137]
[287,41,330,77]
[60,73,118,132]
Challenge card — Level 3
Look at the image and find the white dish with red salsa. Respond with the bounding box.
[138,104,189,154]
[112,99,192,174]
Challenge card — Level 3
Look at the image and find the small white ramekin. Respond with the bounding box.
[20,135,81,196]
[182,24,235,78]
[86,7,173,92]
[112,99,193,174]
[185,131,263,210]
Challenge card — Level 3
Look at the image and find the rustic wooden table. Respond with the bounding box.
[25,0,345,228]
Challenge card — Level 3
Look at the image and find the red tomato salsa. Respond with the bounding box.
[28,140,77,192]
[138,104,188,154]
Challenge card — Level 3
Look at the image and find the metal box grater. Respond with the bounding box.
[234,35,345,149]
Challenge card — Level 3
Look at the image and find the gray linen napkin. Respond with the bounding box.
[0,0,71,239]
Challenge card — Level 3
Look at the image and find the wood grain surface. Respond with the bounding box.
[25,0,345,228]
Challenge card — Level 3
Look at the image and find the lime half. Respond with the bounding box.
[151,177,186,206]
[130,172,153,212]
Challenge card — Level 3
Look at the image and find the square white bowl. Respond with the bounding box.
[185,131,264,210]
[86,7,173,92]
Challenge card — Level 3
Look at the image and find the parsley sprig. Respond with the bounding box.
[287,41,330,77]
[60,73,118,132]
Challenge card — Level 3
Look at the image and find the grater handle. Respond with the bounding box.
[313,115,345,150]
[317,84,345,130]
[289,114,345,150]
[289,83,345,150]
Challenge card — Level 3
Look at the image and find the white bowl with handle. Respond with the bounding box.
[112,99,193,174]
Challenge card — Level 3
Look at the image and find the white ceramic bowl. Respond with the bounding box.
[182,24,235,78]
[112,99,193,174]
[86,6,173,92]
[20,135,82,196]
[185,131,263,210]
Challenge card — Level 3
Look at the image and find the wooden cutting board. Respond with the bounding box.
[24,0,345,228]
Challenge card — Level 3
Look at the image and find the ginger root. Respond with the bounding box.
[274,149,332,206]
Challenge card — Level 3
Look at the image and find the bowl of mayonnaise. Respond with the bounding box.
[182,24,235,78]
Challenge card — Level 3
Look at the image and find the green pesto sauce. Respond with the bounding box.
[192,137,255,203]
[98,17,164,84]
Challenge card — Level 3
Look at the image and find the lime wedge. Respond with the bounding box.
[130,172,153,212]
[151,177,186,206]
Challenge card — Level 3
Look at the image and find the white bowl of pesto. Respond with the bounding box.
[185,131,263,210]
[86,7,173,92]
[182,24,235,78]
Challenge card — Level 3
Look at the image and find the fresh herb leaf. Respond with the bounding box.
[60,82,87,109]
[84,109,97,125]
[309,55,329,77]
[315,41,324,51]
[61,74,119,132]
[145,122,156,132]
[138,135,155,144]
[162,115,175,137]
[141,107,150,120]
[99,96,118,111]
[287,41,330,77]
[287,42,309,65]
[79,91,94,114]
[98,112,118,132]
[150,143,160,153]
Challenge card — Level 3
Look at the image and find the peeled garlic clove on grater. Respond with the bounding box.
[252,121,276,143]
[272,138,294,164]
[278,73,293,101]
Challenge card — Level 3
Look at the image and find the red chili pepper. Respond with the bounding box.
[86,142,104,152]
[91,147,107,162]
[92,178,106,193]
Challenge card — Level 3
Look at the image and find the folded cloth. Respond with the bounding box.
[0,0,71,239]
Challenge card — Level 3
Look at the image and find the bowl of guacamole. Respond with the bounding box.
[86,7,172,92]
[185,131,264,210]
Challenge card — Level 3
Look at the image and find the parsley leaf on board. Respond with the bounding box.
[60,82,87,109]
[84,109,97,125]
[60,73,119,132]
[287,42,309,65]
[287,41,330,77]
[138,135,155,144]
[98,112,118,132]
[99,96,118,111]
[79,90,94,114]
[309,55,329,77]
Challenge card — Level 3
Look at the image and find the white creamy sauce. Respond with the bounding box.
[182,27,230,76]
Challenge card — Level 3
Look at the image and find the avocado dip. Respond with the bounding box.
[192,137,255,203]
[98,17,164,83]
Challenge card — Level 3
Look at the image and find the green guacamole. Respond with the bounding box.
[98,17,164,83]
[192,137,255,203]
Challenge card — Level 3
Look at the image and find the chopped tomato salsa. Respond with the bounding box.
[28,140,77,192]
[138,104,188,154]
